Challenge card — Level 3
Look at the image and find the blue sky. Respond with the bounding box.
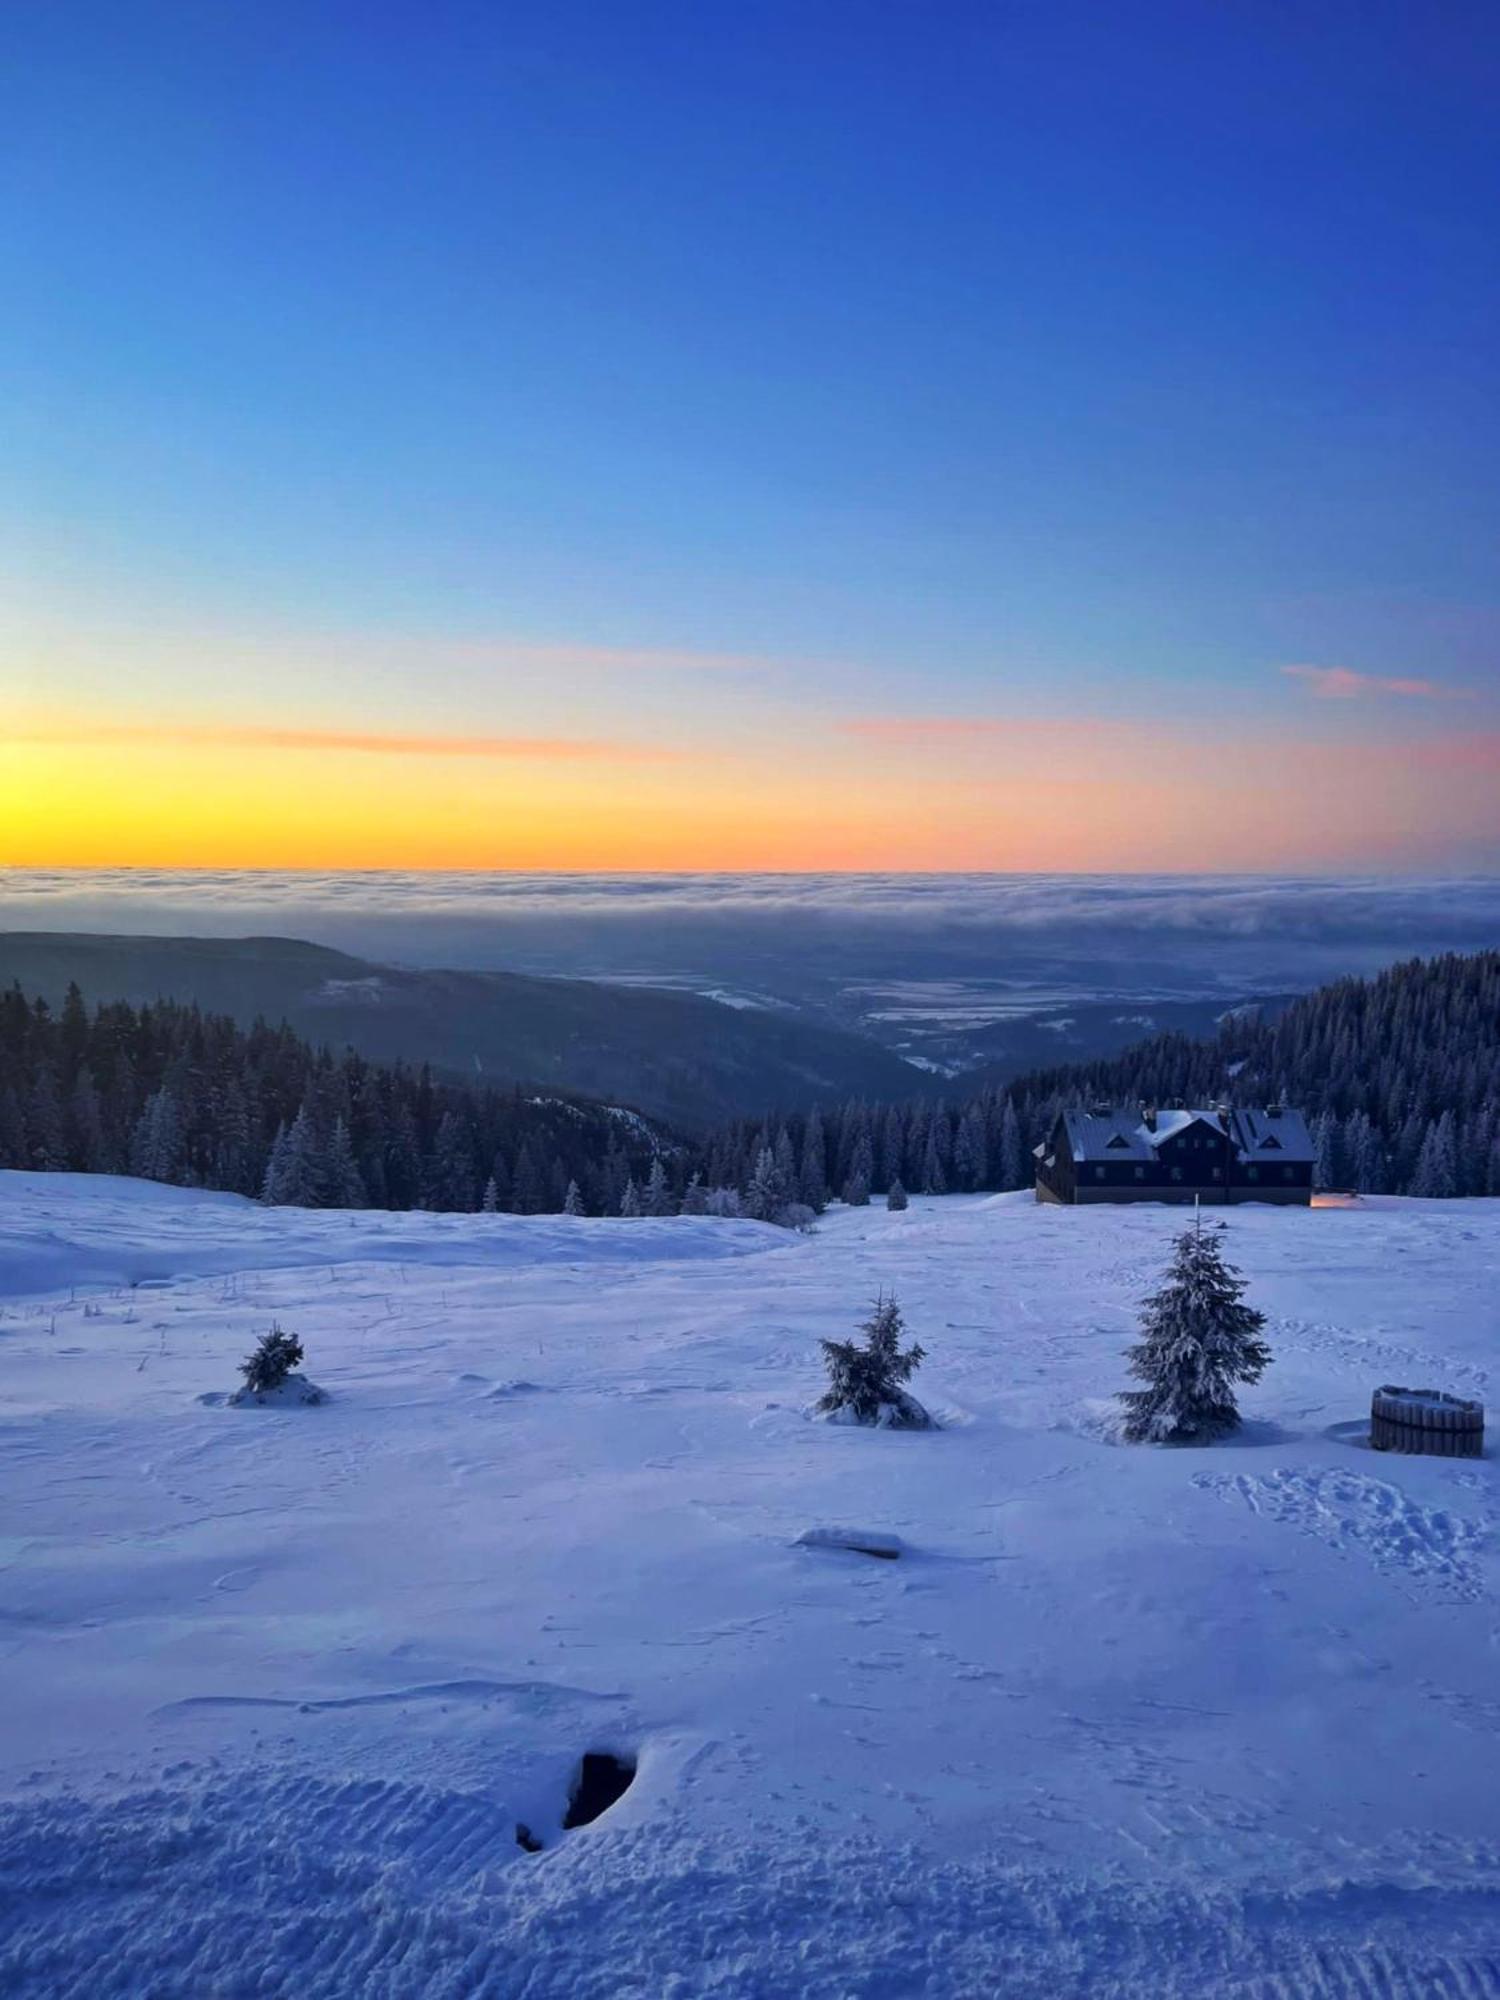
[5,2,1500,868]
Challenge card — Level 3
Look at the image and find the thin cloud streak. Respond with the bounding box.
[1280,664,1452,700]
[840,716,1143,745]
[11,721,683,763]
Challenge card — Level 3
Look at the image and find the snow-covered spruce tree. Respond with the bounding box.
[799,1107,829,1212]
[1119,1220,1271,1443]
[644,1156,674,1217]
[325,1117,366,1208]
[679,1172,708,1215]
[818,1293,932,1428]
[886,1178,908,1211]
[743,1145,786,1223]
[563,1178,584,1215]
[240,1325,305,1395]
[619,1176,642,1217]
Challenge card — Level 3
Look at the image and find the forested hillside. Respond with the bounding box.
[0,984,664,1215]
[4,952,1496,1218]
[695,952,1500,1208]
[0,932,928,1131]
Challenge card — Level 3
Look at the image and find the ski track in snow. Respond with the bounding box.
[1,1174,1499,1994]
[4,1775,1500,2000]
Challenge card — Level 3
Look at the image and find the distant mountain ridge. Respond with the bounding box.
[0,932,930,1132]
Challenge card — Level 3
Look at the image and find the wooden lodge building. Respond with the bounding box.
[1034,1103,1316,1206]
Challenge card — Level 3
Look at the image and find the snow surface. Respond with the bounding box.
[2,1171,1499,1996]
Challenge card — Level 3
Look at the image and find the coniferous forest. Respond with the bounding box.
[695,950,1500,1209]
[0,983,663,1215]
[1,950,1496,1215]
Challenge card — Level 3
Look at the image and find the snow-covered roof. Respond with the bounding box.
[1230,1107,1316,1163]
[1062,1110,1152,1162]
[1062,1106,1226,1161]
[1148,1108,1219,1143]
[1060,1104,1312,1165]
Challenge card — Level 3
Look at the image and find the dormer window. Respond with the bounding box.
[1261,1134,1282,1150]
[1106,1134,1131,1150]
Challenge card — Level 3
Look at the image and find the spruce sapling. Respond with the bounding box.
[1119,1218,1271,1442]
[240,1324,305,1396]
[818,1292,933,1428]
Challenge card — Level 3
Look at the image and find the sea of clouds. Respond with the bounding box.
[1,867,1496,1005]
[3,869,1498,944]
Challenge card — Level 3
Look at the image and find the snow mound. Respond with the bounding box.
[820,1390,935,1429]
[227,1372,326,1408]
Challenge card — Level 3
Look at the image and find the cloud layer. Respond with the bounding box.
[11,722,678,762]
[1280,664,1451,700]
[3,868,1498,945]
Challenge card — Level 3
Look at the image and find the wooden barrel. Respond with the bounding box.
[1370,1384,1484,1458]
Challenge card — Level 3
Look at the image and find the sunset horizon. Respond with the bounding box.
[9,7,1499,877]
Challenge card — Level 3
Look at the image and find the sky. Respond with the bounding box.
[4,0,1499,872]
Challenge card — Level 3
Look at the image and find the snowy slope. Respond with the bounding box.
[1,1172,1498,1997]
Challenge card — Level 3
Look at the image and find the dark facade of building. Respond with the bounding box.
[1034,1104,1315,1206]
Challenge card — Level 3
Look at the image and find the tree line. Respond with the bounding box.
[2,949,1496,1216]
[0,983,664,1214]
[690,950,1500,1209]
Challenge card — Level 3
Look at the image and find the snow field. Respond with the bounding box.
[1,1172,1498,1996]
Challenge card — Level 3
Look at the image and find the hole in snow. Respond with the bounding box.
[562,1751,636,1830]
[795,1526,903,1561]
[514,1821,543,1854]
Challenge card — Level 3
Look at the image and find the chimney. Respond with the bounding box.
[1141,1103,1157,1132]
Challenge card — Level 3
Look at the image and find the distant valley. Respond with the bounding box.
[0,932,928,1133]
[0,929,1298,1130]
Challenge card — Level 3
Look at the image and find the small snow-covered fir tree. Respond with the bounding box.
[644,1157,674,1216]
[325,1117,366,1208]
[619,1176,641,1217]
[240,1325,305,1395]
[260,1104,322,1207]
[998,1098,1026,1189]
[1119,1218,1271,1443]
[481,1175,501,1213]
[818,1293,932,1428]
[1410,1113,1459,1198]
[743,1145,787,1223]
[679,1172,708,1215]
[886,1178,908,1211]
[563,1178,584,1215]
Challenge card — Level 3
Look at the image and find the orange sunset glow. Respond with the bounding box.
[5,704,1497,872]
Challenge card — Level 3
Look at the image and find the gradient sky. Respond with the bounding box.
[5,1,1499,870]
